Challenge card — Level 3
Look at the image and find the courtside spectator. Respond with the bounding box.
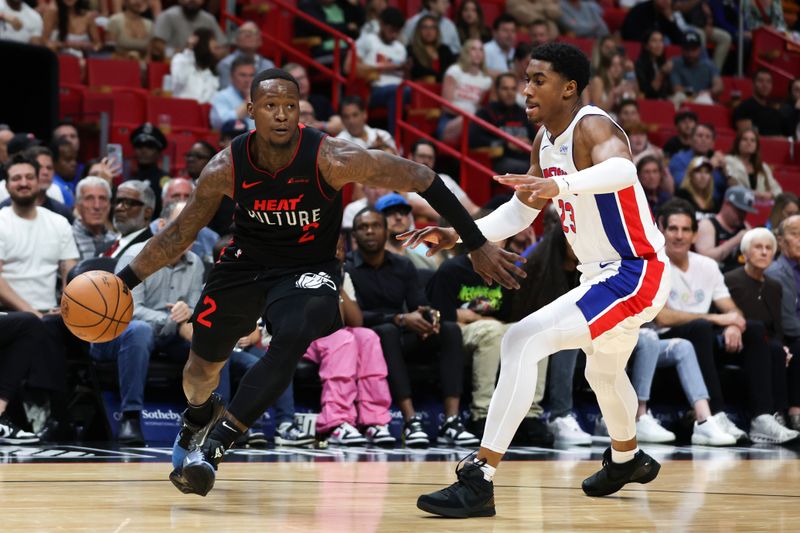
[695,185,755,271]
[635,30,673,99]
[106,0,154,60]
[170,27,220,104]
[670,31,723,104]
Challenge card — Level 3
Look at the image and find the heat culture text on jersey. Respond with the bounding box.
[245,193,322,227]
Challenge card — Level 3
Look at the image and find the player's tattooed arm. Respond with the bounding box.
[319,136,437,192]
[128,149,232,279]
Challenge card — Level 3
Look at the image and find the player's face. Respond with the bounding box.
[663,213,695,257]
[744,234,775,271]
[353,212,387,253]
[5,163,39,207]
[249,80,300,148]
[77,184,111,229]
[522,59,575,124]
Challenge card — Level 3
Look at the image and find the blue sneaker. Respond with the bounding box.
[169,394,225,494]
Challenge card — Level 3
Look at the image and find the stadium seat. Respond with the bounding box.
[775,164,800,194]
[147,95,209,131]
[621,41,642,61]
[715,129,736,153]
[59,84,85,121]
[664,44,682,59]
[557,36,594,58]
[58,54,83,85]
[720,76,754,105]
[146,61,171,91]
[760,137,794,165]
[603,7,628,34]
[683,102,732,130]
[86,58,143,89]
[83,90,147,125]
[637,99,675,127]
[108,122,139,162]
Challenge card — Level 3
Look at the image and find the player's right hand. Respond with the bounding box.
[469,241,527,290]
[397,226,459,255]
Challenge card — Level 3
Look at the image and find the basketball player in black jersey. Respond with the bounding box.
[113,68,526,497]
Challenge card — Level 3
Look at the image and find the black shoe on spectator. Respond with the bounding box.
[118,418,145,446]
[512,417,554,447]
[37,419,72,443]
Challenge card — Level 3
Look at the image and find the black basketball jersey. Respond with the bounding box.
[229,125,343,268]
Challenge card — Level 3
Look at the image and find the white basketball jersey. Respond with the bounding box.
[539,106,665,270]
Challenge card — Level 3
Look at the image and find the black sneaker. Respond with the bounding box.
[169,393,225,493]
[417,454,496,518]
[581,447,661,497]
[437,415,480,446]
[180,436,228,497]
[512,417,555,447]
[403,415,430,448]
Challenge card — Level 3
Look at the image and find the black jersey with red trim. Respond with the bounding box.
[228,125,343,267]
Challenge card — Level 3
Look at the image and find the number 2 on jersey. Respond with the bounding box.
[299,222,320,243]
[558,199,576,233]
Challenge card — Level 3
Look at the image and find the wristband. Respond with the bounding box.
[117,265,142,290]
[420,175,486,251]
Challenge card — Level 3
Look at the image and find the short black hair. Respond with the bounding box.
[531,42,590,96]
[493,13,517,31]
[352,206,386,229]
[192,140,217,158]
[617,98,638,111]
[657,198,698,232]
[24,146,54,160]
[250,68,300,101]
[379,6,405,29]
[340,95,366,113]
[514,42,532,62]
[50,137,74,162]
[494,72,518,91]
[692,122,716,139]
[1,152,40,181]
[231,54,256,73]
[411,138,435,155]
[753,67,772,81]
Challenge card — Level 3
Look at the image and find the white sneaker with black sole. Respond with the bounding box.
[365,424,396,447]
[691,417,736,446]
[549,414,592,445]
[750,414,800,444]
[403,415,430,448]
[437,415,479,446]
[635,411,676,443]
[0,415,40,444]
[712,412,748,441]
[328,422,367,446]
[274,421,315,446]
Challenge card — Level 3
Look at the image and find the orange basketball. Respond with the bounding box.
[61,270,134,343]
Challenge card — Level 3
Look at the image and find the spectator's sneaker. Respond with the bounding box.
[789,413,800,432]
[712,412,748,441]
[549,414,592,445]
[274,421,315,447]
[232,428,268,449]
[691,417,736,446]
[438,415,480,447]
[635,411,676,443]
[169,393,225,494]
[328,422,367,446]
[750,414,800,444]
[581,447,661,497]
[180,437,228,497]
[403,415,430,448]
[417,455,495,518]
[0,415,40,444]
[365,424,396,447]
[513,417,555,447]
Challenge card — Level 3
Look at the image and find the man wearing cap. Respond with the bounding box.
[376,192,437,270]
[663,109,698,158]
[129,123,170,217]
[670,31,722,104]
[695,185,757,272]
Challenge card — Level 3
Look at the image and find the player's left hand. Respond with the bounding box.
[469,242,527,290]
[494,173,560,201]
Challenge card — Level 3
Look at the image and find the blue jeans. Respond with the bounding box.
[155,333,233,402]
[370,84,410,136]
[630,328,709,406]
[547,349,580,419]
[90,319,154,412]
[229,346,295,426]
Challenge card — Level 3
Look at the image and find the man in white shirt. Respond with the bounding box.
[0,0,43,44]
[401,0,460,55]
[483,14,517,76]
[216,22,274,89]
[336,95,398,154]
[210,55,256,130]
[0,154,77,315]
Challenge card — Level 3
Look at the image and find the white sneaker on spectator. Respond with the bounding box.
[403,415,430,448]
[0,415,39,444]
[548,414,592,445]
[437,415,479,446]
[712,412,747,441]
[691,417,736,446]
[635,411,676,443]
[274,421,314,447]
[364,424,396,447]
[329,422,367,446]
[750,414,800,444]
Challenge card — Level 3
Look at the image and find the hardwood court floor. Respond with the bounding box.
[3,456,799,532]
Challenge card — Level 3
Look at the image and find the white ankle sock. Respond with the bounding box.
[474,458,496,481]
[611,447,638,464]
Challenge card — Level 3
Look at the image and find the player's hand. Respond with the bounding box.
[397,227,459,255]
[494,173,560,201]
[404,311,435,336]
[469,242,527,290]
[167,301,192,323]
[723,325,743,353]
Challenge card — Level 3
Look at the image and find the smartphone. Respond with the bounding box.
[106,143,123,168]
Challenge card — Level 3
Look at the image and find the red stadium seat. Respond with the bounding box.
[147,95,209,131]
[59,84,85,121]
[715,129,736,153]
[774,164,800,194]
[108,122,140,162]
[720,76,754,105]
[58,54,83,85]
[665,44,682,59]
[557,36,594,58]
[637,99,675,127]
[683,102,732,129]
[87,58,142,89]
[83,90,147,125]
[760,137,794,165]
[147,61,172,91]
[621,40,642,61]
[603,7,628,34]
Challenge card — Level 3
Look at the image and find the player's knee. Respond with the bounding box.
[500,320,547,366]
[184,352,224,381]
[584,356,614,392]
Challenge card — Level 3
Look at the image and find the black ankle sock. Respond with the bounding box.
[123,410,140,421]
[186,397,214,426]
[208,418,243,449]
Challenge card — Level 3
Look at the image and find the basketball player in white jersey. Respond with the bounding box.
[400,43,671,517]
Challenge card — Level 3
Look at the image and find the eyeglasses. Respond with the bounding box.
[113,197,145,208]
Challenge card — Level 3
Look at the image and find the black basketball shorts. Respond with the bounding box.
[189,249,342,363]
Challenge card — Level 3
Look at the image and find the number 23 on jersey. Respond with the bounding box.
[558,199,576,233]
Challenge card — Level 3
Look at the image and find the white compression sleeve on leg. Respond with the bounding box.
[551,157,638,196]
[458,194,540,244]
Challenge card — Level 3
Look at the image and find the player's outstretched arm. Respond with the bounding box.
[117,149,232,289]
[319,137,527,289]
